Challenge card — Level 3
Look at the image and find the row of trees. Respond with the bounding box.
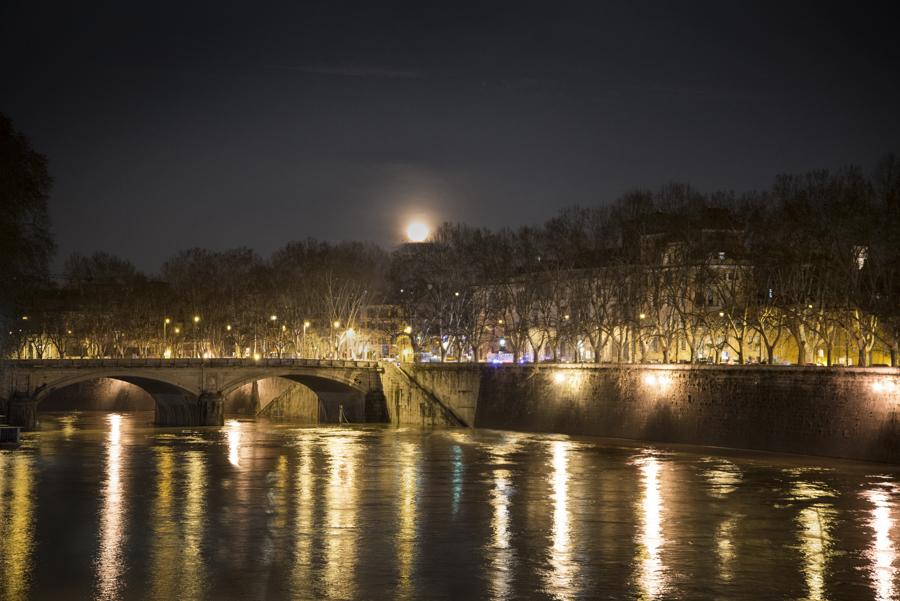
[10,241,389,360]
[392,161,900,366]
[3,107,898,365]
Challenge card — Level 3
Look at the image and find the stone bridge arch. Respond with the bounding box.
[41,373,206,426]
[220,369,387,423]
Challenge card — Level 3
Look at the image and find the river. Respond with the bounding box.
[0,411,897,600]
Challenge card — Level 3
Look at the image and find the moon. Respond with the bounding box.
[405,221,430,242]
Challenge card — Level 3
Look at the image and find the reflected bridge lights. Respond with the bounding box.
[226,419,242,467]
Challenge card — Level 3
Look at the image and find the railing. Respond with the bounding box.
[0,358,381,369]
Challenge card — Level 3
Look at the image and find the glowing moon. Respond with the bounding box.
[405,221,430,242]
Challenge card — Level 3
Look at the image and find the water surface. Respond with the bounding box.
[1,411,898,600]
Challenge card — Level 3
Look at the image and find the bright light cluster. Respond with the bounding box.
[642,372,673,391]
[872,380,898,394]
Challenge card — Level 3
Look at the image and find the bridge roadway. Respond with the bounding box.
[0,358,386,430]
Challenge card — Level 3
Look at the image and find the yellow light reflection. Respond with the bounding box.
[702,459,742,498]
[797,504,834,601]
[0,453,35,601]
[323,433,361,600]
[292,435,316,594]
[636,455,667,599]
[716,516,738,583]
[226,419,242,467]
[181,451,207,600]
[149,442,210,601]
[96,413,126,601]
[59,414,77,440]
[273,455,289,532]
[396,441,418,600]
[149,447,177,601]
[865,488,897,601]
[544,440,576,600]
[490,468,514,601]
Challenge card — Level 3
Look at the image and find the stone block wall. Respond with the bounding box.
[404,364,900,463]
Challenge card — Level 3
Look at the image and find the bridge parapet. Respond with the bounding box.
[1,358,381,370]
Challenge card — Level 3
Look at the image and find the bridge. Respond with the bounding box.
[0,358,387,430]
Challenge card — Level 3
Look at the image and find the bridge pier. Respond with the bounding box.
[198,392,225,426]
[154,392,224,427]
[364,390,389,423]
[6,394,38,431]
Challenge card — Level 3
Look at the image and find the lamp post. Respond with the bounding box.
[193,315,201,358]
[269,315,277,358]
[163,317,171,357]
[332,320,340,358]
[303,320,310,358]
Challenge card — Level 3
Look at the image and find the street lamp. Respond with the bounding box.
[163,317,172,357]
[192,315,201,358]
[303,320,310,358]
[332,320,341,357]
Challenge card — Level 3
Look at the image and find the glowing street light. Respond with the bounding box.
[163,317,172,357]
[270,314,278,322]
[403,325,413,335]
[192,315,201,357]
[302,320,311,358]
[405,221,430,243]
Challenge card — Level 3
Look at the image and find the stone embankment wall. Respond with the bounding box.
[380,363,463,427]
[402,364,900,463]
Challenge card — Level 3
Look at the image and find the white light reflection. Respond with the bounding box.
[865,488,897,601]
[96,413,126,601]
[226,419,242,466]
[544,440,576,600]
[636,455,667,599]
[451,445,463,515]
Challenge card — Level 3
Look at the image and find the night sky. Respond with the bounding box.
[2,1,899,273]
